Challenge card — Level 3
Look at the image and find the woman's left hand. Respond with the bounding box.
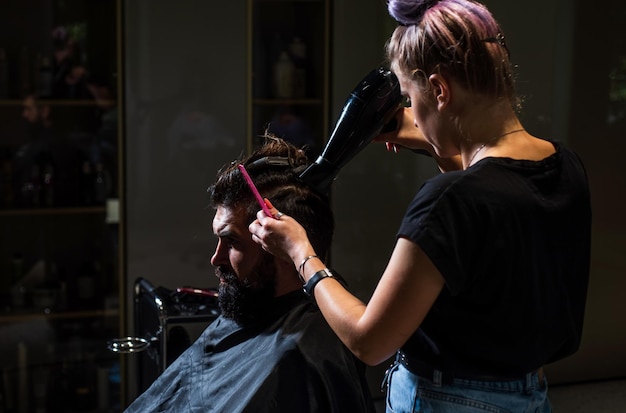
[374,107,432,153]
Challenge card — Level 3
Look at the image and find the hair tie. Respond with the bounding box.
[391,0,441,27]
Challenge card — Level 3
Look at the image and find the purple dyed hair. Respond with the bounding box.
[386,0,518,107]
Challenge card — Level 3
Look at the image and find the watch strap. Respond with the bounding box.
[303,268,333,296]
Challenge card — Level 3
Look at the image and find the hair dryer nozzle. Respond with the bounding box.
[299,67,402,195]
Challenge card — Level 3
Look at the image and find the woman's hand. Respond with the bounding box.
[375,107,463,171]
[374,107,433,154]
[248,201,317,268]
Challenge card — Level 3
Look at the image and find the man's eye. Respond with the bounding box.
[402,96,411,107]
[216,236,237,250]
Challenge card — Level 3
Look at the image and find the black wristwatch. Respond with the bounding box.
[303,268,334,297]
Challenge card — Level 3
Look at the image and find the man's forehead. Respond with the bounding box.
[213,205,248,235]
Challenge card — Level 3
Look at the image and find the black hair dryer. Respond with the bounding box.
[299,67,403,195]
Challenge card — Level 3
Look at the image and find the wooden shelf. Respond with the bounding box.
[253,98,323,105]
[0,99,116,107]
[0,307,119,324]
[0,206,106,216]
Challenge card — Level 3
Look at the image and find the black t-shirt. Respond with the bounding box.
[398,141,591,376]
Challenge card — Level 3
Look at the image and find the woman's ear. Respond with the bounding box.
[428,73,450,111]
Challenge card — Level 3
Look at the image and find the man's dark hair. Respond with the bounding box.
[207,134,334,259]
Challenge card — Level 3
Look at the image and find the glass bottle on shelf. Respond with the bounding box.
[40,150,55,207]
[288,37,307,98]
[76,259,103,309]
[267,32,285,98]
[94,162,112,204]
[273,51,294,99]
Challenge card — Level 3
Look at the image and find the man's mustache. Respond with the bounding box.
[215,267,257,287]
[215,267,233,281]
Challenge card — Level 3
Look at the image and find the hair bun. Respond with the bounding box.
[388,0,441,26]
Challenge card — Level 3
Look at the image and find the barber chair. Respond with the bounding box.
[108,277,219,393]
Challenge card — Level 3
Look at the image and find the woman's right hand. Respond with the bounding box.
[375,107,463,171]
[249,204,316,269]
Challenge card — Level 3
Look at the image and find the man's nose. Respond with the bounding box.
[210,240,226,267]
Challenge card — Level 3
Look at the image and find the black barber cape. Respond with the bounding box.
[124,290,375,413]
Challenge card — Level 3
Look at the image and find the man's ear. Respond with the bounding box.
[273,255,305,294]
[428,73,450,111]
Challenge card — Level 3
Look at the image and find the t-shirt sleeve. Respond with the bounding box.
[397,173,479,295]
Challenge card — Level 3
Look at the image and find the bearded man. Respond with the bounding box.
[124,136,375,413]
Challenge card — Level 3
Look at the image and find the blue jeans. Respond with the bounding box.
[384,362,552,413]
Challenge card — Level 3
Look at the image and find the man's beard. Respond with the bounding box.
[216,254,277,325]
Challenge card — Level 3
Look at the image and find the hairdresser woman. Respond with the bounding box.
[251,0,591,411]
